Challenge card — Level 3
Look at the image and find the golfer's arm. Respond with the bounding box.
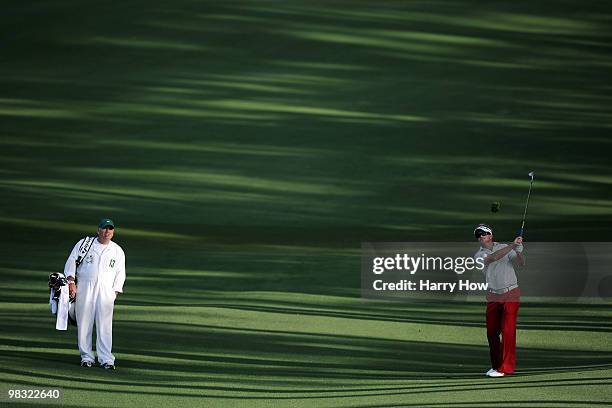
[513,252,525,267]
[484,245,516,265]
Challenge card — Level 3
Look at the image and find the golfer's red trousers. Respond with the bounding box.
[486,288,520,374]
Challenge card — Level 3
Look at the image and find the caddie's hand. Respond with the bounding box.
[69,282,76,300]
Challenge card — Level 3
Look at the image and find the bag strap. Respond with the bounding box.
[76,236,95,268]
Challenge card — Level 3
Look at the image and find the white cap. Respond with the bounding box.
[474,224,493,238]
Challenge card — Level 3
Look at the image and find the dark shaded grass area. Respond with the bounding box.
[1,0,612,407]
[2,0,612,240]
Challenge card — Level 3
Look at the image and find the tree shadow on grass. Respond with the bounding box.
[4,316,610,384]
[3,0,612,242]
[2,351,611,402]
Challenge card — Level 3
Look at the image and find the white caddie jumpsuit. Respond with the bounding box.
[64,238,126,365]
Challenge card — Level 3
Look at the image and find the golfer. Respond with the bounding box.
[473,224,524,377]
[64,218,126,369]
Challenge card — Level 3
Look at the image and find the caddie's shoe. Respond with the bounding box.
[101,363,115,370]
[487,369,505,377]
[485,368,495,376]
[80,361,93,368]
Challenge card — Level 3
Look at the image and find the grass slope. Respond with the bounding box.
[1,1,611,406]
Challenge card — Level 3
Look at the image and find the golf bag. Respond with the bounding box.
[48,272,77,327]
[48,272,67,302]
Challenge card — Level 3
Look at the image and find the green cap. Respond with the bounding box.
[98,218,115,229]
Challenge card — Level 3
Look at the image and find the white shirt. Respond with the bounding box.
[474,242,518,290]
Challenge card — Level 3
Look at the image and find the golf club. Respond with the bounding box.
[519,171,535,237]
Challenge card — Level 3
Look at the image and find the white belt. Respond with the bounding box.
[489,283,518,294]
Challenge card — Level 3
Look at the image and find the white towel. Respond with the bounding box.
[49,288,58,314]
[55,286,69,330]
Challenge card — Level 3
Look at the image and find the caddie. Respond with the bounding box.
[64,218,126,370]
[473,224,524,378]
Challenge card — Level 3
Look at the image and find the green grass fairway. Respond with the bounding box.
[1,1,612,407]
